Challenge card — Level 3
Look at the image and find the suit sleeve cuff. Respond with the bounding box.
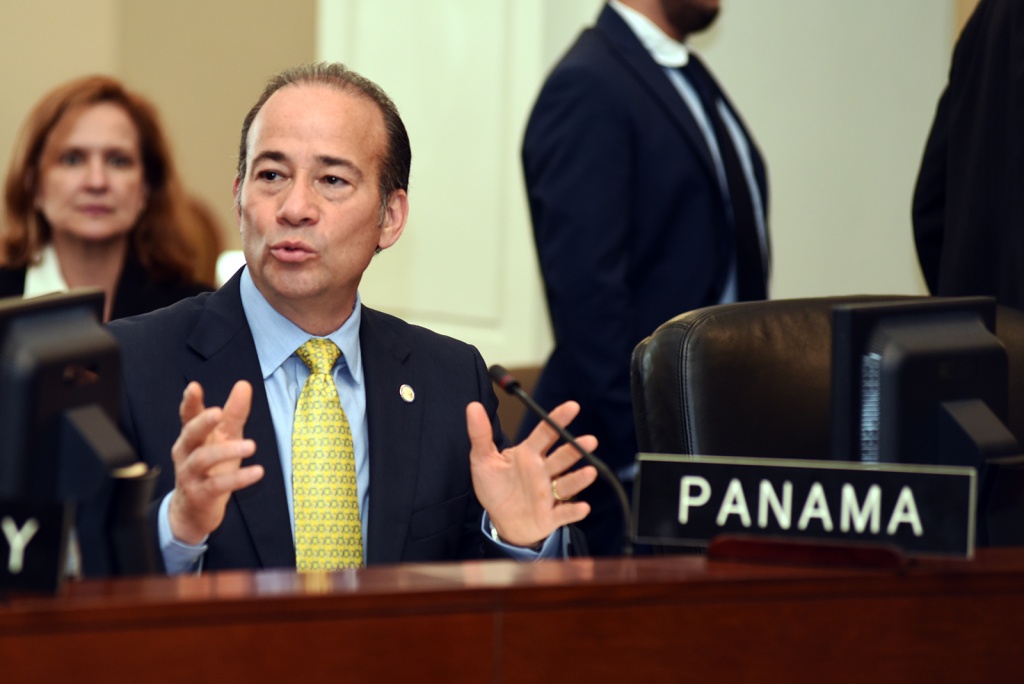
[482,512,564,560]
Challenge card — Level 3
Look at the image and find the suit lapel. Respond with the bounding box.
[360,308,423,564]
[595,5,718,180]
[182,272,295,568]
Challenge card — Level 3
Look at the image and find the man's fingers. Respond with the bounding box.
[544,435,598,477]
[522,400,582,454]
[550,500,592,527]
[466,401,496,458]
[186,438,257,475]
[179,381,206,426]
[168,380,261,545]
[194,463,265,499]
[178,466,260,504]
[216,380,253,440]
[175,407,224,462]
[177,381,253,453]
[552,465,598,501]
[169,459,264,545]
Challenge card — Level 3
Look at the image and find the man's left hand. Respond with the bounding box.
[466,400,598,548]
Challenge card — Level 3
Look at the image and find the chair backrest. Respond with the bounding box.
[630,296,1024,460]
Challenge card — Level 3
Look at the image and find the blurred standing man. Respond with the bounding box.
[520,0,769,554]
[913,0,1024,310]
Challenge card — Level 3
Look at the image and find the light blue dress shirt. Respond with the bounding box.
[160,268,560,573]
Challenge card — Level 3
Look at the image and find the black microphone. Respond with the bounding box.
[488,364,633,556]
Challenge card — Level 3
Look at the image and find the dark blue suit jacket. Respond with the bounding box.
[107,270,510,570]
[0,249,209,320]
[521,5,768,473]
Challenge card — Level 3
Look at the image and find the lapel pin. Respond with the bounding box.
[399,384,415,403]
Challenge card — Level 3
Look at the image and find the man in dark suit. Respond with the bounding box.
[913,0,1024,310]
[519,0,769,555]
[107,62,597,573]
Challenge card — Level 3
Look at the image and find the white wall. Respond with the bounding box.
[0,0,119,173]
[690,1,953,299]
[317,0,956,368]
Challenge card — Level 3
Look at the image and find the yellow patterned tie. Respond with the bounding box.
[292,338,363,571]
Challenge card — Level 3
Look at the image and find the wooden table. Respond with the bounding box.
[2,548,1023,682]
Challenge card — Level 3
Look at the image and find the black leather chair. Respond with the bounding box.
[630,296,1024,460]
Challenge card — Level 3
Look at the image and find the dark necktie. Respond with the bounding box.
[681,53,767,301]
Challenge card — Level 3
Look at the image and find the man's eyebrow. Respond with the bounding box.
[250,150,288,167]
[318,155,364,182]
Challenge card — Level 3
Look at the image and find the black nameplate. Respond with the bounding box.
[0,500,71,594]
[633,454,977,557]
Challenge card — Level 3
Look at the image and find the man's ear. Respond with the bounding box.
[232,177,242,226]
[377,189,409,252]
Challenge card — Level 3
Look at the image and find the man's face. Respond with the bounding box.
[235,84,407,333]
[660,0,720,38]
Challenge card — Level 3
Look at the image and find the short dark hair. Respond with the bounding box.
[236,62,411,219]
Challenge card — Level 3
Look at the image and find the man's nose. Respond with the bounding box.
[277,180,319,225]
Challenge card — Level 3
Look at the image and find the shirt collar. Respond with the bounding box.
[23,242,69,298]
[239,266,363,386]
[609,0,691,68]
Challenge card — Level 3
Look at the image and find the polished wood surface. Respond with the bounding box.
[2,548,1024,682]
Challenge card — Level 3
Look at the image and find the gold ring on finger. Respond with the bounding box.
[552,478,570,502]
